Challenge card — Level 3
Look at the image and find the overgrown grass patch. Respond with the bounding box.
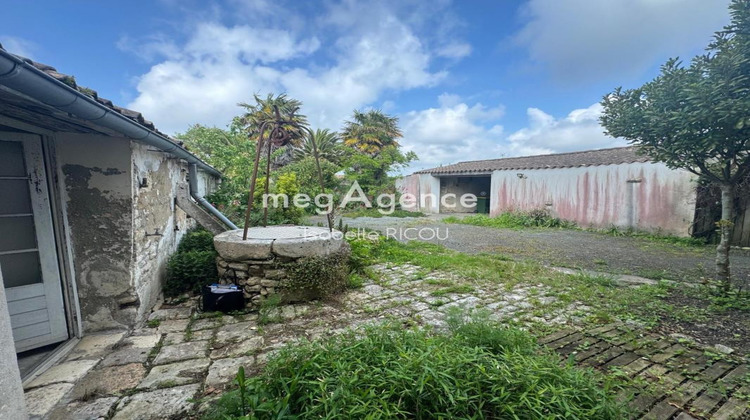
[445,209,576,229]
[203,315,628,419]
[341,208,425,218]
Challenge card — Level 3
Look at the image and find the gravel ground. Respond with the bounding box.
[309,214,750,287]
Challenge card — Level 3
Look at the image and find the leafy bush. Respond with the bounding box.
[347,236,379,274]
[280,245,351,300]
[342,208,425,218]
[177,228,215,253]
[445,209,577,229]
[164,251,218,297]
[164,229,219,297]
[203,318,626,419]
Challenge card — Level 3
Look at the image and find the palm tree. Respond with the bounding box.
[342,110,402,156]
[293,129,342,164]
[238,93,308,147]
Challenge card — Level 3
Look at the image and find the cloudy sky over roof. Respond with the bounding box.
[2,0,731,171]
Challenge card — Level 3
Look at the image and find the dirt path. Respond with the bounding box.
[313,214,750,286]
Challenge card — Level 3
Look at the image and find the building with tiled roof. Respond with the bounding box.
[398,146,700,236]
[0,43,237,402]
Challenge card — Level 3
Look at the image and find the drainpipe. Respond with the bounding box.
[0,50,220,178]
[188,164,238,230]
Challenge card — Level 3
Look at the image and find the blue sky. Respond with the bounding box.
[1,0,731,171]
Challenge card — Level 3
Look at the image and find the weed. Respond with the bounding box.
[342,208,425,218]
[257,294,282,325]
[444,209,576,229]
[203,318,627,419]
[430,284,475,296]
[146,319,161,328]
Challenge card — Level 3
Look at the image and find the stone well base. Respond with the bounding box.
[213,226,345,309]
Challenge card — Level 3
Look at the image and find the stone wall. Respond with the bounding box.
[216,256,291,309]
[131,142,196,324]
[213,227,348,310]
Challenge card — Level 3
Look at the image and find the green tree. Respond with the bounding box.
[600,0,750,290]
[293,128,343,164]
[342,144,417,202]
[342,110,402,156]
[176,118,256,190]
[238,93,308,147]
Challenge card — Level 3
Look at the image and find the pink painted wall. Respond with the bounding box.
[489,162,697,236]
[396,173,440,213]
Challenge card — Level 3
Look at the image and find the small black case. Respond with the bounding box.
[201,284,245,313]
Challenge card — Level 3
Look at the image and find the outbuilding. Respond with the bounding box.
[398,147,700,236]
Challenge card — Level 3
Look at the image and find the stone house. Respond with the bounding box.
[398,147,701,237]
[0,45,234,414]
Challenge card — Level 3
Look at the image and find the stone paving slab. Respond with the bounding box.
[112,384,200,420]
[205,356,256,389]
[152,340,209,365]
[68,363,146,400]
[210,336,264,359]
[46,396,119,420]
[25,383,74,418]
[100,345,152,367]
[25,359,99,390]
[138,358,210,389]
[64,331,127,361]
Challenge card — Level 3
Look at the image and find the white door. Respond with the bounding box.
[0,133,68,352]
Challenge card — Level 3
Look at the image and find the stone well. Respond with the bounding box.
[213,226,347,309]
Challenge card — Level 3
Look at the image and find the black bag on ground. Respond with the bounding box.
[201,284,245,313]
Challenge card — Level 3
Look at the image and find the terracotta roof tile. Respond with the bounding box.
[416,146,650,175]
[0,44,183,146]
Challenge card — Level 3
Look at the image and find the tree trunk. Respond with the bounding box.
[716,183,735,292]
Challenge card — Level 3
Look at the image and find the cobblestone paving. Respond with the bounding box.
[25,264,749,419]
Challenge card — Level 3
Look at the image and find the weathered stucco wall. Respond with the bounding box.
[396,174,440,213]
[131,142,195,324]
[55,134,135,331]
[395,174,420,211]
[489,162,697,235]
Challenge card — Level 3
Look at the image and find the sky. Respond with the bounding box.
[0,0,732,172]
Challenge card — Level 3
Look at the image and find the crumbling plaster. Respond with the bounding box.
[131,142,194,324]
[55,134,135,331]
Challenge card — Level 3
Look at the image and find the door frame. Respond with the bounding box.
[1,132,69,352]
[0,118,83,352]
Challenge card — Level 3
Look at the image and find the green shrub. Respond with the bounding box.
[164,250,218,297]
[203,319,626,420]
[177,229,215,253]
[445,209,577,229]
[342,208,425,218]
[280,245,351,300]
[346,236,379,274]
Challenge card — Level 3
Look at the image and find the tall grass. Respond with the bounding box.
[203,315,627,419]
[445,209,576,229]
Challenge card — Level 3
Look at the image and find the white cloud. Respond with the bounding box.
[0,36,36,59]
[515,0,730,82]
[400,98,505,171]
[125,6,450,134]
[436,42,472,59]
[506,103,626,156]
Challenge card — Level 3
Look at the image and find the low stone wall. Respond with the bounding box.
[213,227,347,310]
[216,256,292,309]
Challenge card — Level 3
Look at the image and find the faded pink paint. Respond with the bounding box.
[489,163,697,235]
